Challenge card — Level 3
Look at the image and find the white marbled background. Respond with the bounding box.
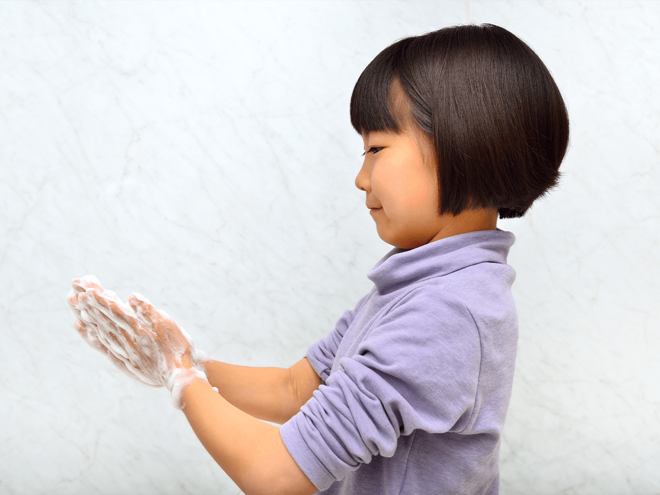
[0,1,658,494]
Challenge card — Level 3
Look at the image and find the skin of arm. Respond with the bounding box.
[183,358,321,495]
[202,356,322,425]
[70,280,323,495]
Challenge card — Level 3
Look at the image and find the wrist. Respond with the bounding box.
[168,366,219,410]
[193,349,212,372]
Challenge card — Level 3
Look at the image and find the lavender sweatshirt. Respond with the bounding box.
[280,228,518,494]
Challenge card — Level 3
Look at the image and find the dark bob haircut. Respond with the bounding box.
[350,24,570,219]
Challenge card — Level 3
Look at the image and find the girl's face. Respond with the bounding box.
[355,116,498,249]
[355,128,445,250]
[355,79,498,250]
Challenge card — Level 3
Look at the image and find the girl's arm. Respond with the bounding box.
[69,282,322,495]
[181,375,319,495]
[203,357,322,425]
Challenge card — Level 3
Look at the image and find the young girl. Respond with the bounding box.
[67,23,569,495]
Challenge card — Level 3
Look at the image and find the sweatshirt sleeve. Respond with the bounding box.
[279,288,481,491]
[305,290,374,383]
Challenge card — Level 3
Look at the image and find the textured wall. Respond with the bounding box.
[0,1,658,494]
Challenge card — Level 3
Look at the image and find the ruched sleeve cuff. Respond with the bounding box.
[305,344,329,383]
[281,289,481,492]
[280,412,337,492]
[304,290,374,384]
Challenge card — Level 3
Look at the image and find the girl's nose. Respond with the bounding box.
[355,159,370,192]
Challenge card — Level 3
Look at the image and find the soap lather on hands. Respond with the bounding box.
[67,275,217,409]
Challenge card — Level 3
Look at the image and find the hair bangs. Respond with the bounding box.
[349,24,569,220]
[350,46,407,136]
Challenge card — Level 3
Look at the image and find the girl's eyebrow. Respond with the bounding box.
[363,131,390,141]
[363,130,396,151]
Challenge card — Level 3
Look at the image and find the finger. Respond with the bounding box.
[80,291,159,358]
[83,305,132,360]
[86,289,140,338]
[103,345,163,387]
[96,327,130,361]
[84,302,162,382]
[74,320,109,355]
[128,293,160,329]
[104,289,118,299]
[84,290,171,387]
[80,318,110,353]
[127,294,193,363]
[93,290,156,353]
[76,314,161,388]
[67,290,82,319]
[74,319,89,337]
[80,274,103,290]
[95,290,159,341]
[85,289,159,349]
[71,279,86,294]
[96,322,164,387]
[77,293,96,324]
[67,290,79,309]
[128,295,190,367]
[72,275,103,294]
[77,291,90,309]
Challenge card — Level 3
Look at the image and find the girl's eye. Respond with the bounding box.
[361,147,383,156]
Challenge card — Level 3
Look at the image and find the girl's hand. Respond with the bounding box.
[68,276,216,408]
[67,276,161,386]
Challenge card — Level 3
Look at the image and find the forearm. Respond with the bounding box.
[202,359,298,425]
[68,280,314,493]
[181,378,317,495]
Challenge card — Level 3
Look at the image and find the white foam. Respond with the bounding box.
[69,275,216,409]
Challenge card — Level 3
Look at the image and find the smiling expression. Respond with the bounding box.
[355,124,446,250]
[354,79,498,249]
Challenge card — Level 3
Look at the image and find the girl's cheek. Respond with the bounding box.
[369,173,384,202]
[406,174,437,210]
